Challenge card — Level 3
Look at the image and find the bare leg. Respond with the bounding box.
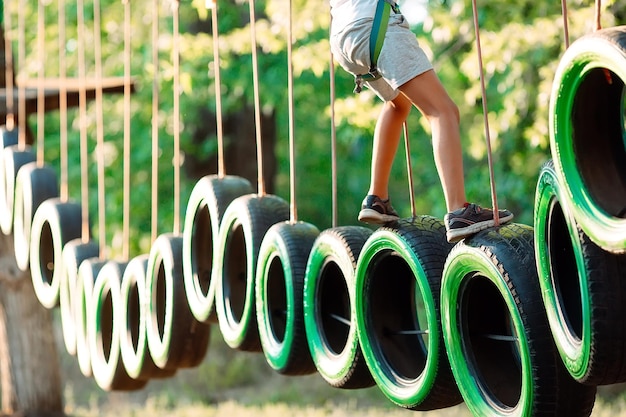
[399,69,466,212]
[367,93,412,200]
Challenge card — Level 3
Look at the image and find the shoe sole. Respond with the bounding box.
[446,213,514,243]
[358,208,399,225]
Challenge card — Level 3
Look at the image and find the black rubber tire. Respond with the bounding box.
[0,126,19,149]
[441,224,597,416]
[30,198,83,309]
[549,26,626,253]
[120,254,176,380]
[0,145,36,235]
[89,260,148,391]
[535,160,626,385]
[146,234,211,370]
[214,194,290,351]
[255,221,319,375]
[355,217,461,410]
[59,239,100,356]
[183,175,253,323]
[13,162,58,271]
[75,258,106,378]
[303,225,375,389]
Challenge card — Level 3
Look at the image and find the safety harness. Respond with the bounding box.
[353,0,401,93]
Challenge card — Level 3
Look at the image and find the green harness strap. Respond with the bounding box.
[353,0,400,93]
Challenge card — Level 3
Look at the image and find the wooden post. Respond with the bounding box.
[0,233,64,416]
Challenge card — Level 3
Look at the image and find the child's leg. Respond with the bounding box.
[398,69,466,212]
[367,93,412,200]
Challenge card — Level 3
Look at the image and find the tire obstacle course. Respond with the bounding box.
[2,0,626,416]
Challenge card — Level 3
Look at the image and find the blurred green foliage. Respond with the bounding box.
[4,0,622,255]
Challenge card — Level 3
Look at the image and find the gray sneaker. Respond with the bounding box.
[358,195,399,224]
[445,203,514,243]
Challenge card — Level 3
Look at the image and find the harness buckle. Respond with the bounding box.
[353,66,382,94]
[386,0,400,14]
[354,75,365,94]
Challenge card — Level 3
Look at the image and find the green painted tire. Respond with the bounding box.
[549,26,626,253]
[75,258,106,378]
[214,194,290,351]
[13,163,58,271]
[535,160,626,385]
[120,255,176,380]
[183,175,253,323]
[355,217,461,410]
[146,234,211,370]
[442,224,596,416]
[59,239,99,356]
[255,221,319,375]
[303,226,374,389]
[89,260,147,391]
[30,199,83,309]
[0,146,36,235]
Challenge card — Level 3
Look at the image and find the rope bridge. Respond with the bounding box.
[0,0,625,415]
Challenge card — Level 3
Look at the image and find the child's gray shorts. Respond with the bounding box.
[330,14,433,101]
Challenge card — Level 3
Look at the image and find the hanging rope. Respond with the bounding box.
[94,0,106,258]
[561,0,570,49]
[77,0,91,242]
[151,0,160,243]
[123,0,132,257]
[403,122,416,218]
[37,0,45,165]
[58,0,69,202]
[249,0,266,196]
[471,0,500,225]
[209,0,226,178]
[287,0,297,222]
[329,49,338,228]
[593,0,612,85]
[17,0,26,149]
[172,0,182,235]
[3,4,15,131]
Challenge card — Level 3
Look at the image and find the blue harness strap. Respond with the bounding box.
[353,0,400,93]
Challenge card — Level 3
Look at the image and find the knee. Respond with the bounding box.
[447,100,460,124]
[429,97,460,125]
[387,95,412,119]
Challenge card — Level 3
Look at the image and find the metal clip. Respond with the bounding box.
[354,75,364,94]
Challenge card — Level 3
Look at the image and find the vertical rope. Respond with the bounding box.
[287,0,297,222]
[593,0,612,84]
[3,4,14,130]
[36,0,45,165]
[123,0,132,258]
[249,0,265,196]
[209,0,225,178]
[58,0,69,202]
[471,0,499,224]
[16,0,25,149]
[94,0,106,258]
[403,121,416,217]
[561,0,570,49]
[172,0,181,235]
[151,0,159,243]
[77,0,91,241]
[329,51,338,228]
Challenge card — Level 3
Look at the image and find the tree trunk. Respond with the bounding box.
[0,233,64,416]
[185,105,278,194]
